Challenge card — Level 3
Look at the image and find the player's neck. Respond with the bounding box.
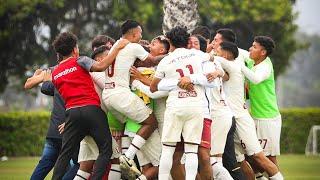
[254,56,266,65]
[59,55,75,64]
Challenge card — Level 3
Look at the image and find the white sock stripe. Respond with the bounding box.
[75,174,87,180]
[110,168,121,173]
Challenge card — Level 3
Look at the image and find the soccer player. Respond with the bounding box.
[159,34,233,180]
[75,41,124,180]
[24,68,79,180]
[192,25,212,52]
[210,28,249,180]
[150,26,212,180]
[101,20,162,175]
[215,41,283,180]
[50,32,128,180]
[241,36,281,178]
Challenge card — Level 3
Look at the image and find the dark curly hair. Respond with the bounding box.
[165,26,190,48]
[254,36,275,56]
[52,32,77,56]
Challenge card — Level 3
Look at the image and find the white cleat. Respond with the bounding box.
[119,155,141,176]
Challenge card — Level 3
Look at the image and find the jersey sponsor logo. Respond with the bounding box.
[178,90,197,98]
[53,67,77,80]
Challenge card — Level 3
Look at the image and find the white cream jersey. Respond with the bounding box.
[155,48,208,109]
[90,72,107,112]
[105,40,149,89]
[216,57,247,117]
[237,48,250,63]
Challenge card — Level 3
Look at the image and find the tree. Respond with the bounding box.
[0,0,163,93]
[162,0,200,33]
[198,0,301,78]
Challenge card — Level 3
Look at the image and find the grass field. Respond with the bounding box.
[0,154,319,179]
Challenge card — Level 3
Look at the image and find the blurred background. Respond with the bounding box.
[0,0,319,111]
[0,0,319,179]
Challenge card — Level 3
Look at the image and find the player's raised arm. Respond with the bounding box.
[90,39,129,72]
[24,69,52,89]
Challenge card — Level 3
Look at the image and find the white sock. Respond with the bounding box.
[136,174,148,180]
[210,157,233,180]
[256,172,268,180]
[73,170,90,180]
[159,143,176,180]
[125,135,146,159]
[184,144,198,180]
[109,164,121,180]
[269,172,284,180]
[121,136,131,154]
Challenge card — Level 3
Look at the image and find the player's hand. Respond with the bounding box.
[34,69,43,76]
[206,71,219,82]
[58,123,65,134]
[42,69,52,82]
[178,76,192,90]
[116,39,130,49]
[130,66,143,80]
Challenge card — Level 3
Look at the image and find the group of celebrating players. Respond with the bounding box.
[25,19,283,180]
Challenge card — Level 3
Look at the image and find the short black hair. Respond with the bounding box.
[120,20,141,36]
[254,36,275,56]
[220,41,239,59]
[52,32,77,56]
[91,45,111,59]
[217,28,236,43]
[195,35,207,52]
[91,35,115,50]
[154,36,170,53]
[165,26,190,48]
[192,26,211,40]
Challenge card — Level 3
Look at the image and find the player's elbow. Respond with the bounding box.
[150,85,157,93]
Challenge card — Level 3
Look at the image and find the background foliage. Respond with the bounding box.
[0,0,300,92]
[0,108,319,156]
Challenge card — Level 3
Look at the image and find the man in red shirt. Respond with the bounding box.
[50,32,128,180]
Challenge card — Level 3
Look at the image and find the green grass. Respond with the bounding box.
[0,155,319,179]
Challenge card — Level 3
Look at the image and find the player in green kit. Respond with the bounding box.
[241,36,281,179]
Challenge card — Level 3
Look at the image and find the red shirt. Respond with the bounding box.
[52,57,100,109]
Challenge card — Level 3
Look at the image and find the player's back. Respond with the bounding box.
[159,48,206,109]
[217,57,246,116]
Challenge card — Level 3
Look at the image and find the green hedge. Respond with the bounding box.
[0,111,50,156]
[0,108,319,156]
[280,108,320,154]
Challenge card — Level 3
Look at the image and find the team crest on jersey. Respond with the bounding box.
[178,90,197,98]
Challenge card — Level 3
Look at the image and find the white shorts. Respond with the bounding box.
[234,112,263,162]
[210,108,233,155]
[154,98,166,137]
[162,107,204,144]
[254,115,282,156]
[136,129,162,166]
[78,136,120,162]
[102,87,152,123]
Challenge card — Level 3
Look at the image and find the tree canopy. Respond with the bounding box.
[0,0,300,92]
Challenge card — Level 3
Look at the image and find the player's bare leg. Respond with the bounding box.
[198,146,212,180]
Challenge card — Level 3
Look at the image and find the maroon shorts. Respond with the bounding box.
[200,118,212,149]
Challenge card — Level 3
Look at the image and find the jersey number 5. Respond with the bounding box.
[176,64,194,77]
